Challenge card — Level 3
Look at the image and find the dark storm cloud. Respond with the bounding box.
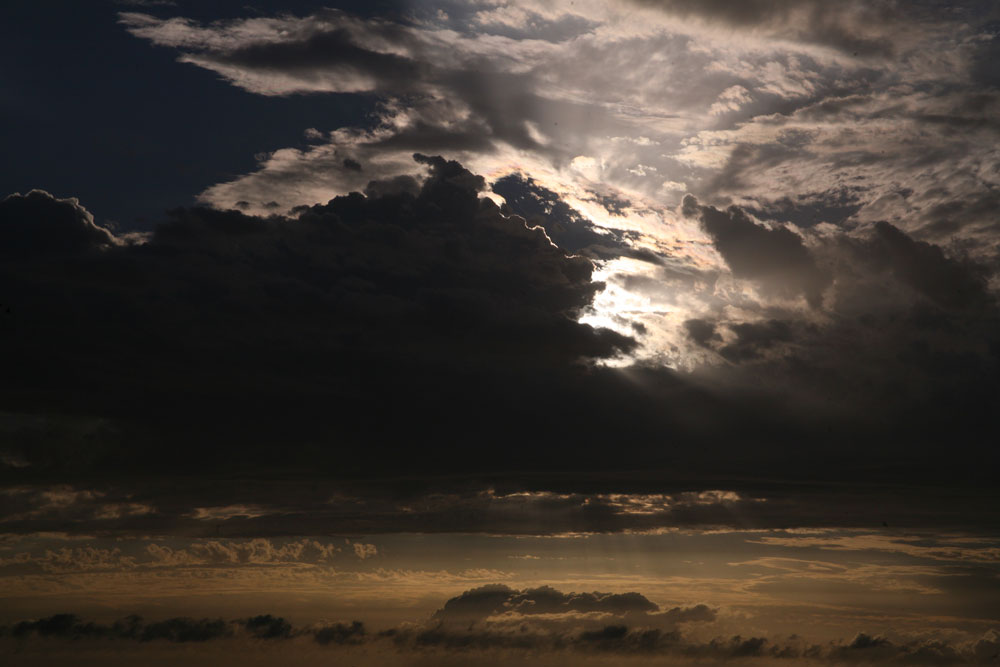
[433,584,661,622]
[8,600,997,664]
[388,584,719,654]
[680,200,1000,412]
[718,319,794,363]
[742,188,864,229]
[4,156,783,492]
[204,25,423,89]
[118,7,638,172]
[362,173,420,198]
[1,611,355,644]
[394,618,1000,663]
[0,190,118,256]
[115,0,177,6]
[682,195,830,306]
[683,318,720,348]
[862,221,990,310]
[5,613,231,642]
[493,174,662,263]
[2,157,841,495]
[3,155,1000,534]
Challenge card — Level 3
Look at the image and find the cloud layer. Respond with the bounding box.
[3,154,1000,534]
[4,584,1000,665]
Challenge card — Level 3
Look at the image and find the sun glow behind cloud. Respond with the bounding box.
[116,0,1000,377]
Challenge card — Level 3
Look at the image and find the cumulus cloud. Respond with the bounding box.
[0,537,345,574]
[6,599,998,665]
[6,6,1000,661]
[0,190,118,256]
[862,221,990,310]
[0,155,660,481]
[682,194,830,306]
[5,482,989,537]
[625,0,920,56]
[352,542,377,560]
[432,584,662,622]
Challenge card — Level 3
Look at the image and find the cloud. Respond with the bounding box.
[3,160,1000,537]
[0,537,346,574]
[390,583,718,654]
[243,614,292,639]
[0,190,118,256]
[115,2,1000,256]
[683,318,721,347]
[432,584,661,622]
[138,617,232,642]
[718,319,794,363]
[862,220,989,310]
[624,0,915,56]
[312,621,366,645]
[6,8,1000,659]
[682,194,830,306]
[6,613,231,642]
[0,155,661,483]
[4,598,999,664]
[352,543,377,560]
[492,174,666,265]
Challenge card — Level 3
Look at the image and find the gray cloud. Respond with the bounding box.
[0,190,118,257]
[1,155,656,485]
[862,221,990,310]
[682,194,830,306]
[625,0,920,56]
[3,161,1000,536]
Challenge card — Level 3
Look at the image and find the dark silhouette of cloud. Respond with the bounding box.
[5,613,230,642]
[3,602,998,664]
[719,319,794,363]
[139,617,231,642]
[492,174,660,263]
[1,154,660,481]
[683,318,721,347]
[0,190,117,256]
[243,614,293,639]
[864,220,989,309]
[625,0,911,56]
[2,157,1000,536]
[493,174,612,254]
[312,621,366,645]
[392,584,718,654]
[198,25,424,94]
[682,194,830,306]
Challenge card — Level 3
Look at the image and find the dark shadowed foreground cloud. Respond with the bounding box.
[4,584,1000,664]
[2,153,1000,533]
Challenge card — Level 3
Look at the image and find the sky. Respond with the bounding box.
[2,0,1000,664]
